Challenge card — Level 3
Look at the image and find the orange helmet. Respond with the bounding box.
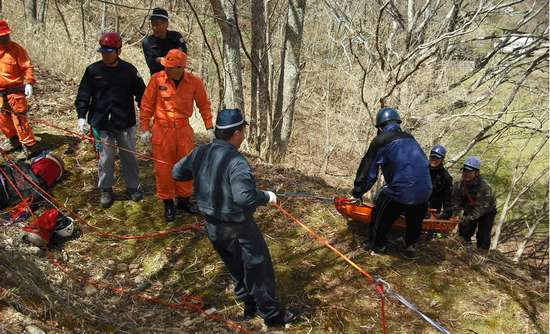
[98,32,122,52]
[0,20,11,37]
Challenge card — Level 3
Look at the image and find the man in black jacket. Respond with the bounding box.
[142,8,188,75]
[75,32,145,208]
[172,108,297,327]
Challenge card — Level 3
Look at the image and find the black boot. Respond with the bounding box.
[176,196,199,214]
[164,199,175,222]
[7,136,22,152]
[243,302,257,320]
[264,309,298,327]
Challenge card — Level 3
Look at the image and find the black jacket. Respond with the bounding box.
[172,139,269,223]
[142,31,188,74]
[428,165,453,213]
[75,60,145,131]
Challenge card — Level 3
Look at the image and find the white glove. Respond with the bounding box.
[24,84,33,98]
[265,191,277,205]
[140,131,152,143]
[207,128,215,142]
[77,118,89,134]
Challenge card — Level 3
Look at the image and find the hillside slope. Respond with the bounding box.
[0,69,547,334]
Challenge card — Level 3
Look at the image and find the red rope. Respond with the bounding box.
[47,251,253,333]
[2,155,203,239]
[0,157,37,220]
[0,152,251,333]
[29,116,171,166]
[274,202,388,334]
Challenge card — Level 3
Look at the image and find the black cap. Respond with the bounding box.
[215,108,248,130]
[150,8,169,20]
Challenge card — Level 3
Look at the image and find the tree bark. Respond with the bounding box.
[210,0,245,113]
[272,0,306,162]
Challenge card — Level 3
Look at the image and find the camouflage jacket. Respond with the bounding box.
[450,176,496,221]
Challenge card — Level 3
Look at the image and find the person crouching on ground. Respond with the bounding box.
[428,144,453,219]
[172,108,298,327]
[450,156,497,250]
[75,32,145,208]
[140,48,214,222]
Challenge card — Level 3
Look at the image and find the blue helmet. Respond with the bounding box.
[430,145,447,159]
[463,156,481,171]
[375,107,401,127]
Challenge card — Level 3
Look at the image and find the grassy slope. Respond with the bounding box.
[1,71,548,333]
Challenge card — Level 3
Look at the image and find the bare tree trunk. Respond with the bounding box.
[101,1,107,31]
[513,190,548,262]
[114,0,120,32]
[24,0,36,26]
[54,0,70,40]
[250,0,270,156]
[210,0,244,113]
[79,0,86,50]
[272,0,306,162]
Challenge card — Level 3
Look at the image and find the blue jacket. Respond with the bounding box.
[172,139,269,222]
[352,123,432,205]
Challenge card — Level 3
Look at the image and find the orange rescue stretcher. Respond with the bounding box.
[334,197,458,233]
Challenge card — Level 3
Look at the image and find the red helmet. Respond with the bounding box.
[98,32,122,50]
[0,20,11,37]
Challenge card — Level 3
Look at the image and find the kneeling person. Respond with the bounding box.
[172,108,297,326]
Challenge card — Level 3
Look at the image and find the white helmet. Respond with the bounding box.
[54,216,74,237]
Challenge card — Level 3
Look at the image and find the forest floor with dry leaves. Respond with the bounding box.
[0,69,548,334]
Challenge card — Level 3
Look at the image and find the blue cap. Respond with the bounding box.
[150,8,169,20]
[463,156,481,171]
[215,108,248,130]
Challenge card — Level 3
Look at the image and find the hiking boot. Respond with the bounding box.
[243,302,257,320]
[264,309,298,327]
[364,241,386,254]
[164,199,175,222]
[403,245,417,259]
[100,189,114,208]
[176,196,199,214]
[127,188,143,202]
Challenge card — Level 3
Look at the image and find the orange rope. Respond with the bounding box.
[47,251,253,333]
[29,117,171,166]
[0,152,251,333]
[274,202,388,334]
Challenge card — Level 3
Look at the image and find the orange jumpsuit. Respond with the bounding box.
[140,70,212,200]
[0,41,36,146]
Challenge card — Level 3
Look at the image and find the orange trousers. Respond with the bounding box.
[152,120,194,199]
[0,93,36,146]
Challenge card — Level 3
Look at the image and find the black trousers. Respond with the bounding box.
[369,192,428,248]
[205,216,281,320]
[458,210,497,249]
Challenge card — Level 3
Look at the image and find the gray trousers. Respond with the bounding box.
[97,126,140,190]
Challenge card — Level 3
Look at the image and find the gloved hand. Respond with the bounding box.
[265,191,277,205]
[77,118,89,134]
[207,128,215,142]
[349,194,362,204]
[140,131,152,143]
[24,84,33,98]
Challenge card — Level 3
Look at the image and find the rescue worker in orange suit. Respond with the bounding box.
[140,49,214,222]
[0,20,38,157]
